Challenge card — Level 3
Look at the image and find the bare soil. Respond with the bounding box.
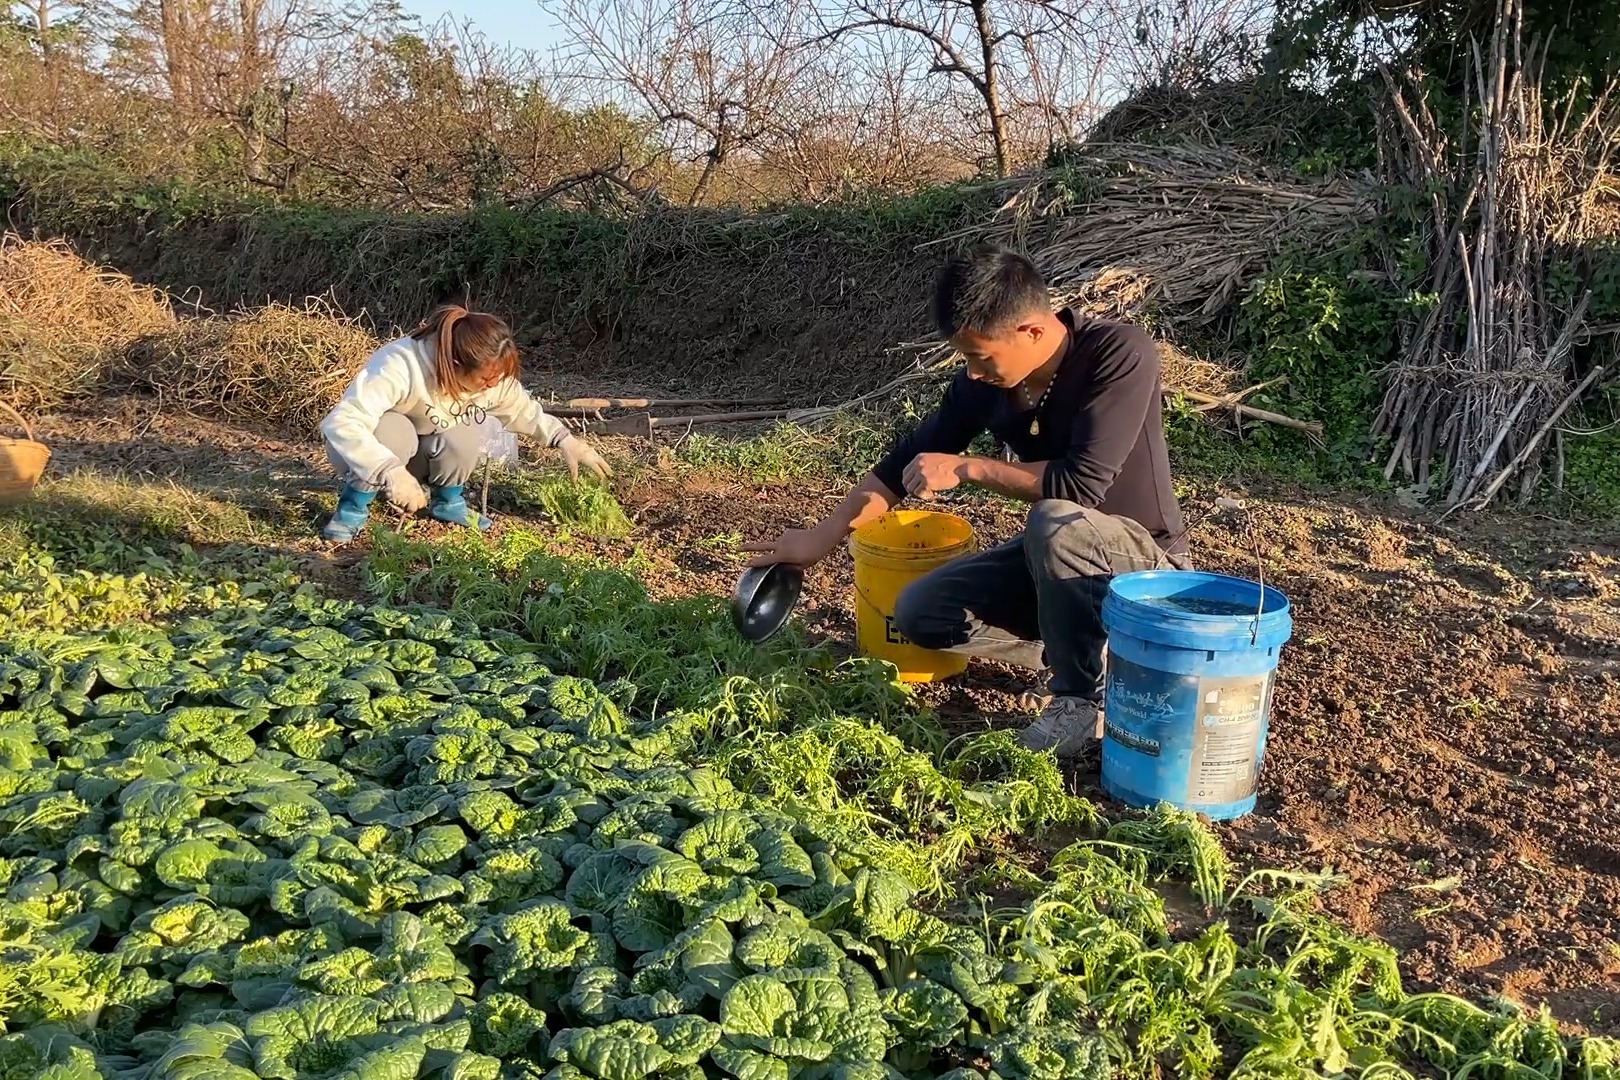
[25,396,1620,1034]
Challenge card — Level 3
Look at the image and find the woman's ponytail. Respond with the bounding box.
[435,305,468,398]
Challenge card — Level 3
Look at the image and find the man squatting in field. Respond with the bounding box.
[318,304,611,542]
[747,245,1189,760]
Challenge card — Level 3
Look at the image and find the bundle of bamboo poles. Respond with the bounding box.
[1373,0,1616,509]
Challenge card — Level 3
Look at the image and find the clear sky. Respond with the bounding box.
[397,0,566,53]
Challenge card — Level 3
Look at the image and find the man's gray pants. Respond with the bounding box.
[891,499,1188,701]
[324,411,483,490]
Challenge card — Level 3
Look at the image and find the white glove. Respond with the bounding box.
[381,466,429,513]
[559,435,612,482]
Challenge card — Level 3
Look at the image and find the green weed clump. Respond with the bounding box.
[1233,233,1427,455]
[489,469,634,538]
[1560,385,1620,519]
[366,526,912,732]
[675,389,944,485]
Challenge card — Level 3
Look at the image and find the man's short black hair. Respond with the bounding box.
[931,243,1051,338]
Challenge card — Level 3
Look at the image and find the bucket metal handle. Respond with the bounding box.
[1213,497,1265,647]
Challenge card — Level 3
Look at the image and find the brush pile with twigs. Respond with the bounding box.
[791,145,1367,433]
[1373,0,1616,509]
[117,299,376,432]
[1089,79,1344,163]
[974,142,1376,324]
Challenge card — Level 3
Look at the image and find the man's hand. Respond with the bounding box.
[742,524,843,570]
[381,466,429,513]
[902,453,967,500]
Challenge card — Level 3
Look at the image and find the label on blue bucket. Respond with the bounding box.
[1103,654,1274,816]
[1189,675,1269,804]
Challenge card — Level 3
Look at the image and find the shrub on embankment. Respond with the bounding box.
[0,151,1000,404]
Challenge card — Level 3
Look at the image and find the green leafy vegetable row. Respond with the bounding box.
[0,529,1613,1080]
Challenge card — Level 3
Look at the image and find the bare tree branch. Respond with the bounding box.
[804,0,1089,176]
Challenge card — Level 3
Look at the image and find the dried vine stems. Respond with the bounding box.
[1374,0,1616,509]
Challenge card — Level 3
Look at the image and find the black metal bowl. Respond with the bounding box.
[730,562,804,643]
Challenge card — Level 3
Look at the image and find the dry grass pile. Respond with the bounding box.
[122,300,377,433]
[0,236,176,411]
[0,236,375,433]
[1158,341,1242,398]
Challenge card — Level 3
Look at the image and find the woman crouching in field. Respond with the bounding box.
[319,304,610,542]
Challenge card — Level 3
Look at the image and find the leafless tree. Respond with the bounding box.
[1106,0,1268,93]
[1,0,136,151]
[743,29,971,201]
[10,0,78,51]
[286,18,664,208]
[549,0,822,204]
[1012,14,1116,146]
[102,0,385,180]
[807,0,1090,177]
[4,0,1273,208]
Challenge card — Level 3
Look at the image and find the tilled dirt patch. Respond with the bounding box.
[615,472,1620,1033]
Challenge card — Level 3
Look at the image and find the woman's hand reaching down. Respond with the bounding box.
[382,466,429,513]
[560,435,613,482]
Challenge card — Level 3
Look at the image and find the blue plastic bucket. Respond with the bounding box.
[1100,570,1293,821]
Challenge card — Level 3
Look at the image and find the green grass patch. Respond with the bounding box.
[676,416,895,485]
[0,470,313,553]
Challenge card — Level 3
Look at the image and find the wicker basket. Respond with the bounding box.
[0,400,50,505]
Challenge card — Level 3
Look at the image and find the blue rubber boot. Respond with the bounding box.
[429,485,492,531]
[322,485,377,542]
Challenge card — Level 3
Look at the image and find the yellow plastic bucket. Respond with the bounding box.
[849,510,977,683]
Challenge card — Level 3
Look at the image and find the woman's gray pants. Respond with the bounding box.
[325,412,483,490]
[891,499,1190,701]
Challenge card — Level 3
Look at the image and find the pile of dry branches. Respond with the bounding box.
[1373,0,1615,509]
[785,328,1324,441]
[967,142,1376,323]
[1088,80,1337,162]
[780,143,1363,436]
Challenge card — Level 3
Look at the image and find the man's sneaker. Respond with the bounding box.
[1018,696,1103,760]
[1013,669,1053,712]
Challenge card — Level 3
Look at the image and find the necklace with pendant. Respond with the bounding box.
[1017,376,1056,436]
